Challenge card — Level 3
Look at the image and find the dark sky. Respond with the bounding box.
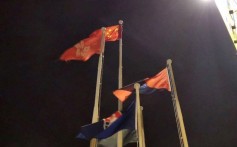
[1,0,237,147]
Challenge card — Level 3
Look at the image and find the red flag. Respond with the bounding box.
[60,25,120,62]
[90,25,121,41]
[146,68,171,91]
[113,68,171,102]
[113,90,133,102]
[60,37,101,61]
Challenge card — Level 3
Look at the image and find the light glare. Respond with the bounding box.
[201,0,211,2]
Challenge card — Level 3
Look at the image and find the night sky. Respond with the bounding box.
[1,0,237,147]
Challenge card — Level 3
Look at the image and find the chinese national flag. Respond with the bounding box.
[60,25,120,62]
[90,25,121,41]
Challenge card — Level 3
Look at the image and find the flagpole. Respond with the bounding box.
[90,27,106,147]
[140,106,146,147]
[134,83,145,147]
[166,59,189,147]
[117,20,124,147]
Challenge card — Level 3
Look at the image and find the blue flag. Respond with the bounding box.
[76,100,135,140]
[98,129,137,147]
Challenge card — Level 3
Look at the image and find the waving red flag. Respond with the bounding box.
[113,68,171,102]
[60,25,120,62]
[90,25,121,41]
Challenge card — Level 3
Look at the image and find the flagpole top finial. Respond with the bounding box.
[167,59,172,64]
[118,20,123,25]
[101,27,106,31]
[134,83,140,89]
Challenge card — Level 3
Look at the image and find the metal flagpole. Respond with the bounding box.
[90,27,106,147]
[140,106,146,147]
[166,59,189,147]
[134,83,145,147]
[117,20,124,147]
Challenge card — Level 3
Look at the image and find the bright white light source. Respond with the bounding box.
[201,0,211,2]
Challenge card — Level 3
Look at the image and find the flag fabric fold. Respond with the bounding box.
[60,25,120,62]
[113,68,171,102]
[98,129,137,147]
[76,100,135,140]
